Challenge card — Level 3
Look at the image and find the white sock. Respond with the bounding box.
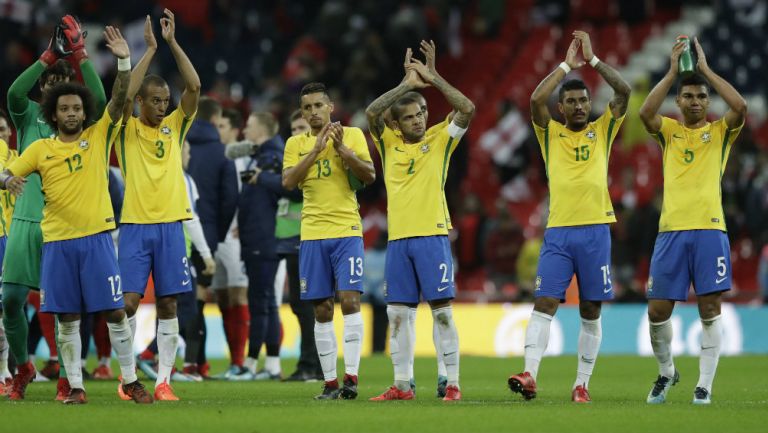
[433,315,447,377]
[575,316,602,389]
[388,305,412,391]
[697,315,722,393]
[0,319,9,378]
[156,318,179,386]
[432,306,459,387]
[99,357,110,366]
[265,356,281,374]
[58,319,84,390]
[343,312,363,377]
[244,357,257,374]
[128,314,137,338]
[649,318,675,378]
[524,310,553,380]
[107,317,138,384]
[408,307,417,381]
[314,321,337,382]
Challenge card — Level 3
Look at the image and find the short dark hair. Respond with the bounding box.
[138,74,169,98]
[300,82,329,101]
[290,109,303,122]
[197,96,222,122]
[677,73,709,95]
[403,91,426,104]
[40,82,94,131]
[251,112,279,136]
[390,94,421,121]
[558,79,590,102]
[39,59,75,89]
[220,108,243,130]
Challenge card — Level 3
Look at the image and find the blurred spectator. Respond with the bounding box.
[484,201,525,299]
[455,193,487,274]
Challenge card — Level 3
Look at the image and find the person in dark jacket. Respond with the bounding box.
[226,112,294,379]
[186,97,238,288]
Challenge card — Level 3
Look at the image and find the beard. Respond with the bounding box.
[58,120,83,136]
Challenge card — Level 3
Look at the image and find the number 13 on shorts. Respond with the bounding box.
[348,256,363,281]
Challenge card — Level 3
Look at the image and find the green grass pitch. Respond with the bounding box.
[3,355,766,433]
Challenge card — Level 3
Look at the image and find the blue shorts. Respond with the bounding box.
[299,237,364,301]
[39,232,123,314]
[384,236,455,304]
[647,230,731,301]
[118,222,192,298]
[536,224,613,302]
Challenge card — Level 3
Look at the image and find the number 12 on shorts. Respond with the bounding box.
[108,275,123,302]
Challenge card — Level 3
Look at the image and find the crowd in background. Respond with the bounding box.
[0,0,766,307]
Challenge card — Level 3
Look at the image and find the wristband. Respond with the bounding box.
[117,57,131,71]
[558,62,571,74]
[589,56,600,67]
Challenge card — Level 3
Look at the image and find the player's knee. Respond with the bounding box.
[579,301,601,320]
[123,296,140,317]
[533,297,558,316]
[339,296,360,315]
[313,299,334,322]
[104,308,126,323]
[647,307,671,323]
[156,296,177,319]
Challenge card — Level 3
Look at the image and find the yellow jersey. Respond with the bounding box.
[283,126,371,241]
[1,149,18,231]
[533,107,624,228]
[651,116,742,232]
[0,140,10,236]
[374,118,466,240]
[6,111,120,242]
[116,107,195,224]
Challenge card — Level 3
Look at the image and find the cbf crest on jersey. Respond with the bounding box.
[701,132,711,143]
[300,278,307,294]
[79,139,89,150]
[585,130,596,140]
[420,143,430,153]
[161,125,172,135]
[535,276,542,291]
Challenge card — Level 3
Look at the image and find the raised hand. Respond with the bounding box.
[669,40,686,74]
[312,122,331,154]
[572,31,594,62]
[402,48,430,88]
[40,25,69,65]
[104,26,129,59]
[565,38,585,69]
[61,15,87,62]
[144,15,157,50]
[329,122,345,149]
[693,36,708,72]
[406,57,437,84]
[419,39,438,76]
[160,8,176,43]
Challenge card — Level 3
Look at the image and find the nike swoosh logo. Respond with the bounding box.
[603,287,612,294]
[443,351,457,357]
[580,356,595,364]
[394,147,405,152]
[182,279,191,285]
[46,155,55,159]
[113,296,123,302]
[37,119,47,124]
[715,276,727,284]
[120,338,130,344]
[559,133,568,137]
[437,286,450,292]
[299,152,309,156]
[673,134,684,139]
[344,338,360,343]
[349,279,361,284]
[318,352,333,357]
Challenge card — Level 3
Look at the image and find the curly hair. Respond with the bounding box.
[38,59,76,89]
[40,82,95,132]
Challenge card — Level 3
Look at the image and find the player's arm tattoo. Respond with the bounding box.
[107,68,131,122]
[594,61,631,117]
[366,83,411,138]
[431,76,475,128]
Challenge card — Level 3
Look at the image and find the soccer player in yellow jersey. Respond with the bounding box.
[638,38,746,405]
[507,31,630,403]
[282,82,375,400]
[365,41,475,402]
[0,134,10,392]
[0,26,153,405]
[113,11,201,401]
